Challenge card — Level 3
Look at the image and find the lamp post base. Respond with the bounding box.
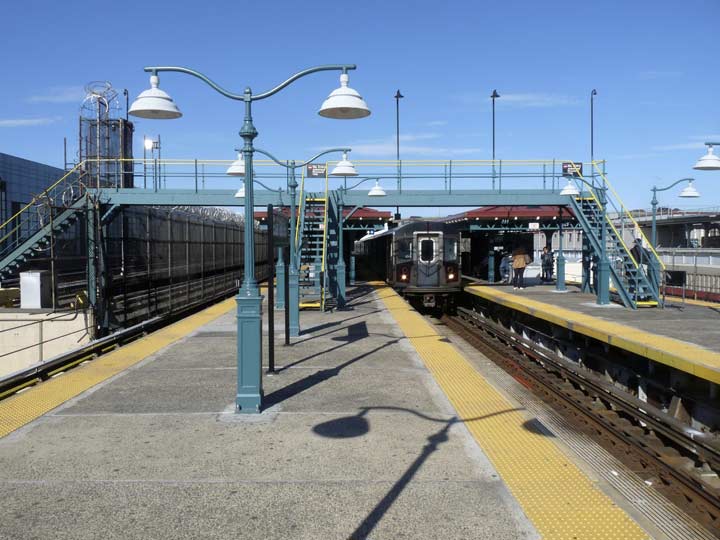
[288,267,300,337]
[337,260,346,307]
[235,289,263,413]
[596,260,610,305]
[555,255,566,292]
[275,250,286,309]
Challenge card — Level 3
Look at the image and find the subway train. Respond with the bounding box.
[354,220,462,313]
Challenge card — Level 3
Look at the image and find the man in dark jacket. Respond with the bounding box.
[541,246,553,282]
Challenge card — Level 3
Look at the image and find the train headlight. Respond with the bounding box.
[448,272,455,280]
[401,274,407,280]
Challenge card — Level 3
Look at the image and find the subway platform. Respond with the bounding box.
[466,283,720,384]
[0,285,711,539]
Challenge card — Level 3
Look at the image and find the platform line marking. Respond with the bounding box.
[375,285,648,540]
[0,298,236,439]
[466,285,720,384]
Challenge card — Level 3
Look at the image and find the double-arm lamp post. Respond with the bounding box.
[226,148,358,336]
[129,65,370,413]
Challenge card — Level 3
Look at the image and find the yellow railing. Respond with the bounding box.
[591,162,665,271]
[295,170,306,249]
[565,161,641,269]
[0,162,88,248]
[0,162,86,235]
[320,170,330,310]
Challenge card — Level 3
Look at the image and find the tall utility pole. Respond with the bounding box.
[490,89,500,161]
[394,89,403,220]
[590,89,597,163]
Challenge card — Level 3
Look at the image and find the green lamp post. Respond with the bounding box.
[129,65,370,413]
[650,178,700,248]
[649,178,700,290]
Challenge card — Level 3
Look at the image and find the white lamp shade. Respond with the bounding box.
[226,153,246,176]
[560,180,580,196]
[330,153,358,176]
[234,182,245,198]
[318,73,371,119]
[368,180,386,197]
[693,145,720,171]
[129,75,182,120]
[679,181,700,198]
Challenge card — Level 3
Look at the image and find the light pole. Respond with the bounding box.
[129,65,370,413]
[590,89,597,186]
[394,89,403,219]
[490,90,500,161]
[491,89,500,190]
[228,148,357,333]
[651,178,700,247]
[144,136,161,189]
[561,177,610,304]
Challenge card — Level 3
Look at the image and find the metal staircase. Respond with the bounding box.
[294,171,342,311]
[0,163,88,283]
[567,162,664,309]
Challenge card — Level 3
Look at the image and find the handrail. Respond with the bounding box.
[295,170,306,249]
[591,162,666,271]
[320,170,330,310]
[0,161,86,233]
[567,161,640,269]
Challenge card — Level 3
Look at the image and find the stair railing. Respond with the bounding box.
[567,161,662,305]
[591,161,665,272]
[295,170,307,256]
[320,168,330,310]
[0,162,87,259]
[566,162,642,270]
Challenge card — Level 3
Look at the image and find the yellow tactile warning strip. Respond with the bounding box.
[466,285,720,385]
[375,285,648,540]
[668,296,720,309]
[0,298,236,439]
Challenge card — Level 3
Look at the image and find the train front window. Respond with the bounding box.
[396,239,412,261]
[444,238,458,261]
[420,239,434,262]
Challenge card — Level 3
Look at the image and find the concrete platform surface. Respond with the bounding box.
[477,283,720,352]
[0,286,537,540]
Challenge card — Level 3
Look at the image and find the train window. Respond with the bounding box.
[420,239,434,262]
[444,238,458,261]
[396,239,412,261]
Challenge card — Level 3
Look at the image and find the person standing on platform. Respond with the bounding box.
[541,246,554,282]
[512,247,531,289]
[499,252,511,284]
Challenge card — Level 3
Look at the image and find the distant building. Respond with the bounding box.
[0,153,65,224]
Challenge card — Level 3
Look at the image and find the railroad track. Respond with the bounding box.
[442,306,720,537]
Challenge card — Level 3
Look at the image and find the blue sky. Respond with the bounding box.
[1,0,718,211]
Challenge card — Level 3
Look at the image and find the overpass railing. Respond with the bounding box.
[56,158,606,195]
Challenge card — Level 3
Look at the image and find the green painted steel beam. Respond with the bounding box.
[95,188,580,208]
[466,223,583,231]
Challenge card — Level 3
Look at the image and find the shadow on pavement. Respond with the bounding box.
[312,406,524,540]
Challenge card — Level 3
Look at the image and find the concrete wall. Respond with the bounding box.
[0,309,92,378]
